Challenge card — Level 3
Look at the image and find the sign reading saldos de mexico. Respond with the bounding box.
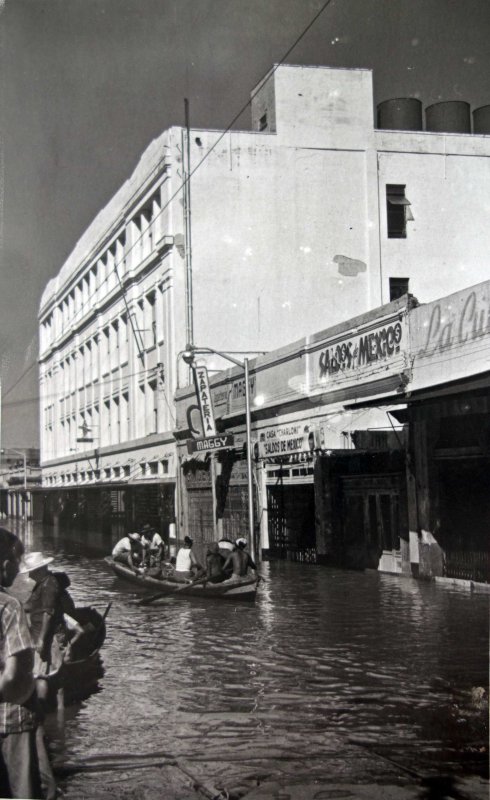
[174,301,412,434]
[307,308,409,400]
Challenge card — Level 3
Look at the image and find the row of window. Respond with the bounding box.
[41,187,164,350]
[44,459,169,486]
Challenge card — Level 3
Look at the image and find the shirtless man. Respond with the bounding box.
[222,538,257,581]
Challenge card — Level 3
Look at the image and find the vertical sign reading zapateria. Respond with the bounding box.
[193,366,217,436]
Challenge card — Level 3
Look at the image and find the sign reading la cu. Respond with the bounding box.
[312,318,404,387]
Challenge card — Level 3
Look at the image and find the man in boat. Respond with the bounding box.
[175,536,203,580]
[22,552,67,674]
[111,532,142,571]
[140,524,164,569]
[222,538,257,582]
[0,528,45,799]
[205,542,226,583]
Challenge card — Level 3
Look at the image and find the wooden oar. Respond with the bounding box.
[175,575,208,592]
[137,575,207,605]
[137,591,169,606]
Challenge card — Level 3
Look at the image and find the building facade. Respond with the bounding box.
[175,281,490,585]
[38,64,490,539]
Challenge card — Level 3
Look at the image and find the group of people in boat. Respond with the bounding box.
[112,525,257,585]
[0,526,89,798]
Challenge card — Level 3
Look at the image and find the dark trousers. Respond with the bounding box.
[0,729,43,799]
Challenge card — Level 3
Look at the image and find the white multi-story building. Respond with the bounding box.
[38,63,490,535]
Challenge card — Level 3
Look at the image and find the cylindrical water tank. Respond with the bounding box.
[473,105,490,134]
[377,98,423,132]
[425,101,471,133]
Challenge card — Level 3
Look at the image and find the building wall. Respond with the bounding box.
[377,132,490,304]
[38,63,490,502]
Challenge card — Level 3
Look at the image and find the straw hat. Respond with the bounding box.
[19,552,54,574]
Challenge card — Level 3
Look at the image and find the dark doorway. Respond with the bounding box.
[267,483,316,562]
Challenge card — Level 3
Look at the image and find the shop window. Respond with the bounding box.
[389,277,409,301]
[386,185,413,239]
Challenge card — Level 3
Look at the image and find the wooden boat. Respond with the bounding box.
[105,557,259,602]
[41,604,109,707]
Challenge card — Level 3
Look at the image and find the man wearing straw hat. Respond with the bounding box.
[22,552,63,674]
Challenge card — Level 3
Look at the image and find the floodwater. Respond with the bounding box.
[7,520,490,797]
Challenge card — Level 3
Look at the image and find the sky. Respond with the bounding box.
[1,0,490,449]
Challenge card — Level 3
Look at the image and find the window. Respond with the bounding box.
[389,277,409,301]
[149,462,158,476]
[259,113,268,131]
[386,185,412,239]
[123,465,130,478]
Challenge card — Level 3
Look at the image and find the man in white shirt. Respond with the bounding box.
[112,533,142,570]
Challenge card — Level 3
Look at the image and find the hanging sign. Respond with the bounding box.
[187,434,234,454]
[193,366,217,436]
[257,423,320,459]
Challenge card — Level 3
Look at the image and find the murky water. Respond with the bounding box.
[8,520,489,795]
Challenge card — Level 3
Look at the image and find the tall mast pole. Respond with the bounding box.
[184,98,194,349]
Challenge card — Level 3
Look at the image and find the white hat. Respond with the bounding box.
[235,538,247,548]
[19,552,54,573]
[128,532,141,541]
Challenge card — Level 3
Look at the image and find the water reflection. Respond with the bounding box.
[5,520,489,793]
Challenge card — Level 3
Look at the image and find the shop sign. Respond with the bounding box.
[316,321,403,380]
[306,311,408,398]
[193,366,217,436]
[257,423,317,459]
[187,434,234,454]
[410,281,490,389]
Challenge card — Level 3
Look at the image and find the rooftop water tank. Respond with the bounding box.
[473,105,490,134]
[425,101,471,133]
[377,98,423,132]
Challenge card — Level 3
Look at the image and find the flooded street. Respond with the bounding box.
[8,520,489,798]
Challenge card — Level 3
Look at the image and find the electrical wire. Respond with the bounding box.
[37,0,336,351]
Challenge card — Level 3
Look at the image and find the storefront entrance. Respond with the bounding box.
[341,474,403,571]
[438,459,490,583]
[267,481,316,563]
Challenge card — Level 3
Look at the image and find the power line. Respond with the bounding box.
[38,0,336,350]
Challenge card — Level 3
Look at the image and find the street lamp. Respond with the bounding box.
[181,345,256,562]
[1,448,27,519]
